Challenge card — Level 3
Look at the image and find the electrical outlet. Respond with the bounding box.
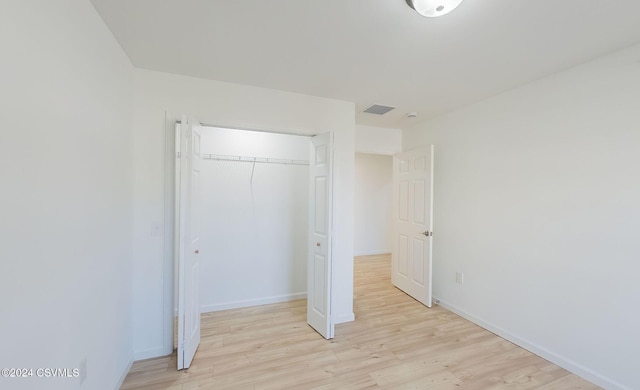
[79,357,87,385]
[456,272,464,285]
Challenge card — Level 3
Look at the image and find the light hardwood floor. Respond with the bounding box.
[121,254,600,389]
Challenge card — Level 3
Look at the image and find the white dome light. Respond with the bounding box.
[406,0,464,17]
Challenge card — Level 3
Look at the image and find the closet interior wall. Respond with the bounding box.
[198,126,310,312]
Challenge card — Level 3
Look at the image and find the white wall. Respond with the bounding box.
[354,154,393,256]
[132,69,355,359]
[201,127,310,160]
[353,125,397,257]
[199,128,309,311]
[355,125,402,155]
[402,44,640,390]
[0,1,134,389]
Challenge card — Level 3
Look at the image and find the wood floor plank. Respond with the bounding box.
[121,254,600,390]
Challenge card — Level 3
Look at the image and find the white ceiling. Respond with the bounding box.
[90,0,640,129]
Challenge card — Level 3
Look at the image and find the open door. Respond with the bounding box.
[307,132,334,339]
[392,146,434,307]
[177,115,202,369]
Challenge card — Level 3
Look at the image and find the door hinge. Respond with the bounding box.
[177,151,181,159]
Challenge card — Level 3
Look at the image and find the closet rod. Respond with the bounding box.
[202,153,310,166]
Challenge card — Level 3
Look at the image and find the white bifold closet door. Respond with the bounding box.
[177,115,202,369]
[307,132,334,339]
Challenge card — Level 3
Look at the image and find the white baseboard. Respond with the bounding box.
[433,296,630,390]
[334,312,355,324]
[112,353,134,390]
[200,292,307,313]
[354,250,391,257]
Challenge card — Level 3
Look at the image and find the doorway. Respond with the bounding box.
[353,147,434,310]
[172,121,335,368]
[354,153,393,257]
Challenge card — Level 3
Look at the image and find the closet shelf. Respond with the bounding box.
[202,154,309,166]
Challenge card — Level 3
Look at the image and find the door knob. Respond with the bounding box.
[195,249,200,254]
[422,231,431,237]
[316,242,321,247]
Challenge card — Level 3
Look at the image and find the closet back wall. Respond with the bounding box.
[199,127,310,312]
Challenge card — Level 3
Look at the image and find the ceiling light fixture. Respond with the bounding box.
[406,0,464,17]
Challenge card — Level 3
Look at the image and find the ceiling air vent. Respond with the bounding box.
[363,104,395,115]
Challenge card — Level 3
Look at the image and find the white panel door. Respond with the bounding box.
[307,132,334,339]
[177,115,202,369]
[392,146,434,307]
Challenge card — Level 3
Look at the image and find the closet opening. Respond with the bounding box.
[172,121,335,367]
